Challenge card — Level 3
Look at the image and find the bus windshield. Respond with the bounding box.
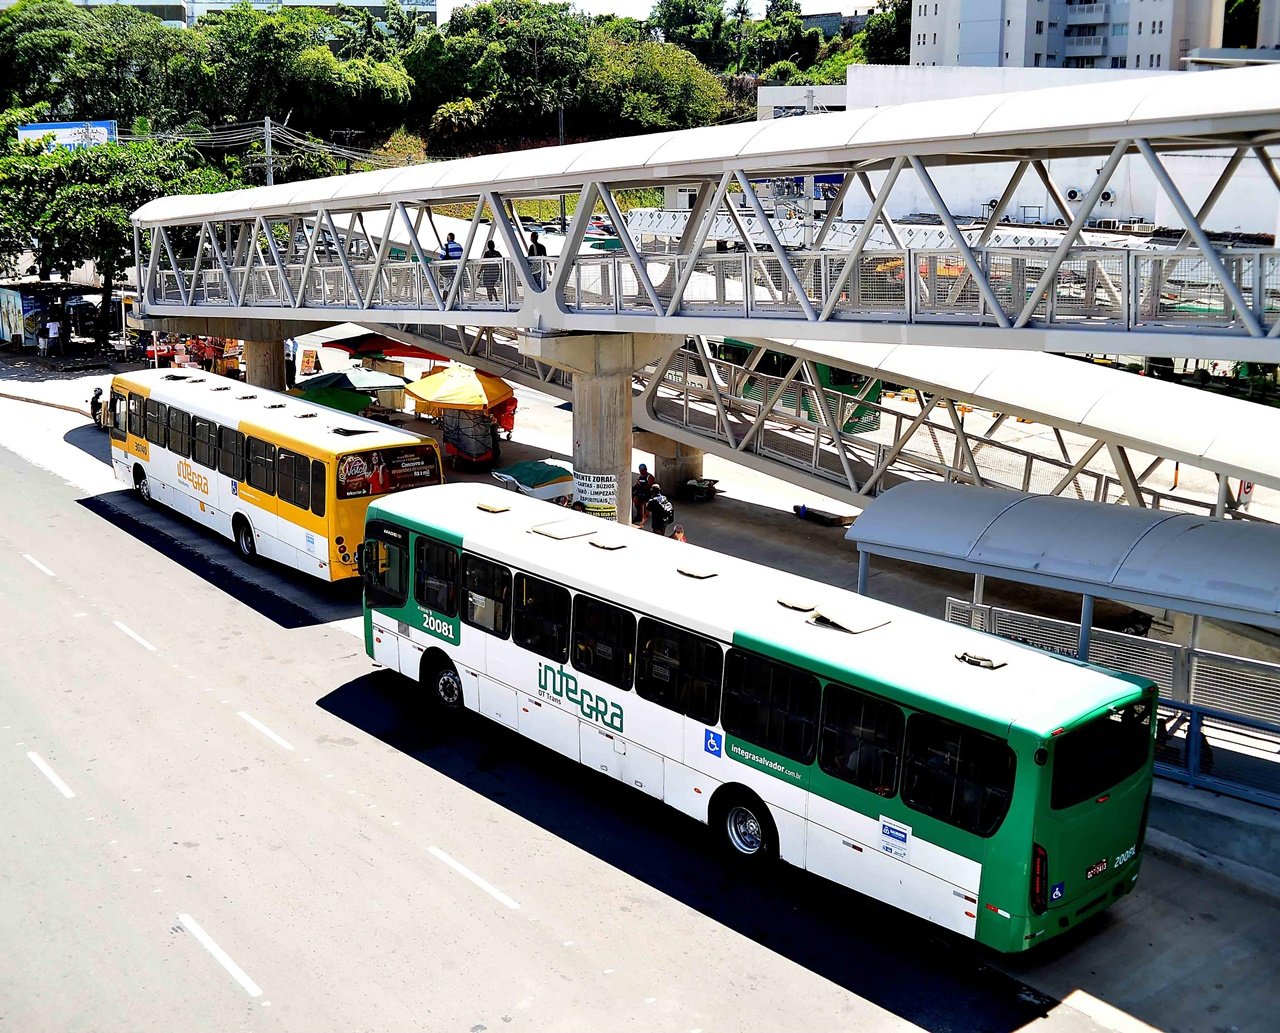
[1051,697,1153,809]
[336,444,441,500]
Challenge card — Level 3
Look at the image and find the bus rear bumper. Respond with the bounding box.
[992,861,1142,952]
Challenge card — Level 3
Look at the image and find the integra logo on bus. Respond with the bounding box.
[176,459,210,495]
[538,663,624,733]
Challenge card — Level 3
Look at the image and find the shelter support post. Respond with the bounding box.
[518,332,680,524]
[973,573,985,605]
[857,551,869,597]
[1078,594,1095,660]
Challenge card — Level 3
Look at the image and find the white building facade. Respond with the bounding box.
[911,0,1224,71]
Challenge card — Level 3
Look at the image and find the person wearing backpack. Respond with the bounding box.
[647,483,673,536]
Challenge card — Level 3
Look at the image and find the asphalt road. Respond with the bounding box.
[0,385,1275,1033]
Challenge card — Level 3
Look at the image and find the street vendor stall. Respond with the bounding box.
[406,366,515,468]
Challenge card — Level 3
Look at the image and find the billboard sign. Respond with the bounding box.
[16,121,119,151]
[0,288,23,344]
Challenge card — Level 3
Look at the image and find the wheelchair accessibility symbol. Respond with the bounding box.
[704,730,722,757]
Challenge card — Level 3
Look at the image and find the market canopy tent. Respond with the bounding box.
[301,368,409,392]
[285,385,370,414]
[324,332,448,363]
[406,366,513,412]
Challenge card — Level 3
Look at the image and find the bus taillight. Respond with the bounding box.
[1030,843,1049,915]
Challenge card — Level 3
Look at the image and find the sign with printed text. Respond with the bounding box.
[572,471,617,521]
[879,816,911,862]
[17,120,117,151]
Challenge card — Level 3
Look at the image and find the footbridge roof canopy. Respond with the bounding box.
[848,482,1280,629]
[134,65,1280,227]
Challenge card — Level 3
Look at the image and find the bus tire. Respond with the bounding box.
[132,464,152,504]
[421,651,463,712]
[233,515,256,562]
[711,787,778,864]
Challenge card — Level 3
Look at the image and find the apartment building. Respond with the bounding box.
[911,0,1224,70]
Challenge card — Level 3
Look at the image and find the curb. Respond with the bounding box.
[1144,827,1280,904]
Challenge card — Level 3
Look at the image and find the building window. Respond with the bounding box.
[1156,53,1161,66]
[1034,52,1042,66]
[572,594,636,690]
[1137,21,1142,33]
[414,537,458,617]
[513,573,571,663]
[1035,19,1043,34]
[636,617,723,726]
[461,554,511,637]
[1112,23,1128,36]
[722,648,820,765]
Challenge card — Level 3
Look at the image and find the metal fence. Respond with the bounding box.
[945,598,1280,808]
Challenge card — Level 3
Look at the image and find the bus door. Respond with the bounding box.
[362,521,412,671]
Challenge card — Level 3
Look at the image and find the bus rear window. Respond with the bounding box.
[1051,699,1153,810]
[336,445,441,500]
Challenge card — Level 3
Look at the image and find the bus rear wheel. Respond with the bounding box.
[233,516,256,561]
[132,465,152,503]
[713,790,777,863]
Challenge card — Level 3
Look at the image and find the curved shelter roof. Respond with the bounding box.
[134,64,1280,226]
[752,339,1280,491]
[847,482,1280,630]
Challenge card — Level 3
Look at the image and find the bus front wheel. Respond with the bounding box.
[132,465,152,503]
[233,516,256,562]
[712,790,777,863]
[422,654,463,711]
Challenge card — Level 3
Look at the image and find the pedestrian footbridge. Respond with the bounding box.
[134,66,1280,360]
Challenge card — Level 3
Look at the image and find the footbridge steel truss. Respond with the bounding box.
[379,322,1276,522]
[134,66,1280,360]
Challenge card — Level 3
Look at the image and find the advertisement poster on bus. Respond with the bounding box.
[0,288,23,344]
[336,445,441,499]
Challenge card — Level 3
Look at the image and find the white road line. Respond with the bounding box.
[236,711,296,752]
[427,847,521,910]
[21,554,55,577]
[177,913,263,998]
[27,752,75,799]
[113,621,156,652]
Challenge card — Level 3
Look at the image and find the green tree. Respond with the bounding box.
[0,135,239,342]
[585,31,726,131]
[862,0,910,64]
[1223,0,1260,48]
[0,0,89,111]
[745,12,822,73]
[729,0,751,71]
[648,0,731,69]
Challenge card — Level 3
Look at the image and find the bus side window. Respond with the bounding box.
[167,407,190,457]
[901,714,1015,838]
[109,391,128,440]
[127,393,144,438]
[310,460,326,517]
[277,449,310,510]
[415,538,459,617]
[513,573,571,663]
[571,595,636,690]
[461,554,511,638]
[818,683,904,798]
[247,437,276,495]
[218,427,244,481]
[636,617,722,725]
[191,417,218,469]
[722,648,819,765]
[144,399,167,447]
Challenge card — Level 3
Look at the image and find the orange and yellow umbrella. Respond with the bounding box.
[405,365,514,413]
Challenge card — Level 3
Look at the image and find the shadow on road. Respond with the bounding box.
[76,492,362,629]
[62,424,113,466]
[318,669,1074,1033]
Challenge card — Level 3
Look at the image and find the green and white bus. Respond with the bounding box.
[360,483,1156,953]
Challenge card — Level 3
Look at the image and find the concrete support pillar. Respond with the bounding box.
[633,430,705,495]
[519,331,680,524]
[244,338,286,391]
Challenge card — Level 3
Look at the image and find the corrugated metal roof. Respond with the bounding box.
[848,482,1280,628]
[133,64,1280,226]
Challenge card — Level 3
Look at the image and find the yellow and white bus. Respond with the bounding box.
[108,367,443,580]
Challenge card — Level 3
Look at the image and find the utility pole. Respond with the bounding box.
[803,89,815,249]
[558,104,567,231]
[264,116,274,187]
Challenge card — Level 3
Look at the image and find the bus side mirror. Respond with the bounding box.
[355,542,366,575]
